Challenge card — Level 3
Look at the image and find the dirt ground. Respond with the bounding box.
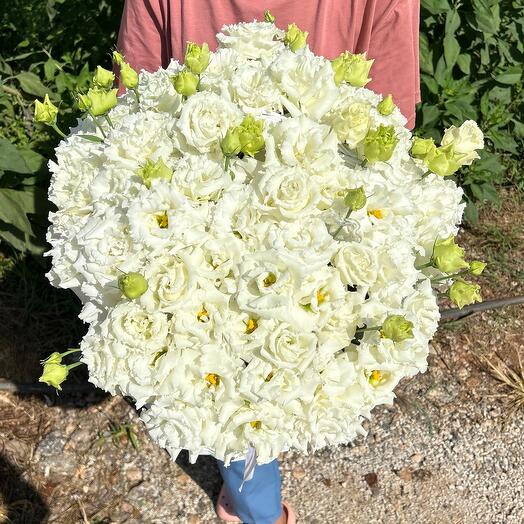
[0,191,523,524]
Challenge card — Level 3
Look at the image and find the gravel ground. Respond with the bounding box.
[2,304,523,524]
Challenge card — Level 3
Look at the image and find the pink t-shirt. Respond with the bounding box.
[117,0,420,128]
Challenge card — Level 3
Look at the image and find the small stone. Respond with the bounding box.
[125,465,143,484]
[410,453,424,464]
[292,467,306,480]
[364,472,378,489]
[187,515,200,524]
[466,376,480,388]
[322,477,332,487]
[398,467,413,481]
[176,472,191,485]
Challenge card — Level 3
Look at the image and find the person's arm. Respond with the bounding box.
[359,0,420,129]
[117,0,168,75]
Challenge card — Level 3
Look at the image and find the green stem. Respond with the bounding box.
[61,348,81,358]
[355,326,382,333]
[104,114,114,128]
[415,261,433,270]
[431,270,468,283]
[86,108,107,139]
[66,361,84,370]
[333,208,352,239]
[51,123,67,138]
[132,88,140,103]
[224,156,231,172]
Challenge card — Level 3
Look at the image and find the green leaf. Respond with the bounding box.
[493,66,522,85]
[471,0,500,34]
[0,189,33,235]
[434,56,449,87]
[44,58,58,81]
[0,139,42,174]
[464,201,479,224]
[456,54,471,75]
[419,33,434,75]
[15,72,49,98]
[444,35,460,68]
[488,129,518,154]
[421,104,441,127]
[421,0,450,15]
[445,10,461,35]
[421,74,440,95]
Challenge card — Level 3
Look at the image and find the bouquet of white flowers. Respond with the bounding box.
[36,14,485,465]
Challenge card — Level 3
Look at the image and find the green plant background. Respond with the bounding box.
[0,0,522,256]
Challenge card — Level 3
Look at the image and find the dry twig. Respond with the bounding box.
[480,350,524,429]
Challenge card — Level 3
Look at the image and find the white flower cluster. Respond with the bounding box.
[47,20,476,465]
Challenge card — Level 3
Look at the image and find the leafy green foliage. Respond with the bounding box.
[418,0,524,222]
[0,0,123,253]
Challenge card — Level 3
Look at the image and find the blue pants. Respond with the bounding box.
[217,459,282,524]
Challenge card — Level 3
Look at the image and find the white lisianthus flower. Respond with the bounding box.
[441,120,484,165]
[265,115,339,175]
[230,62,282,114]
[270,49,339,120]
[324,100,371,148]
[254,164,319,221]
[217,21,285,60]
[332,241,379,286]
[101,302,169,349]
[177,92,243,153]
[172,153,232,202]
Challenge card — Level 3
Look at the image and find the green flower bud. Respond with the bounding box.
[112,51,125,66]
[80,87,118,116]
[377,94,395,116]
[221,128,242,157]
[344,186,367,211]
[411,137,437,162]
[284,23,308,52]
[264,10,276,23]
[93,65,115,89]
[42,352,63,365]
[331,51,373,87]
[363,125,398,164]
[448,279,482,309]
[34,94,58,125]
[138,158,173,188]
[118,272,148,299]
[238,115,265,157]
[380,314,414,342]
[171,70,199,96]
[184,42,210,74]
[39,362,69,390]
[120,62,139,90]
[432,236,469,273]
[426,144,461,177]
[469,260,486,276]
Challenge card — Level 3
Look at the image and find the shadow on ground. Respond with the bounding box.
[0,453,49,524]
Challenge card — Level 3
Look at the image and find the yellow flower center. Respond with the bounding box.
[155,210,169,228]
[367,209,384,219]
[264,372,274,382]
[197,305,209,322]
[205,373,220,388]
[263,272,277,287]
[245,318,258,334]
[316,289,326,305]
[250,420,262,430]
[369,369,383,386]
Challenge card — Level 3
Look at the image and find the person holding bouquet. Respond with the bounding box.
[116,1,420,523]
